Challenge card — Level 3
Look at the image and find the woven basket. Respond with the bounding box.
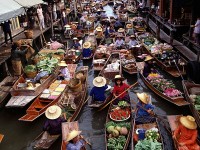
[75,71,86,83]
[24,30,33,39]
[95,53,104,59]
[68,78,82,92]
[25,71,37,79]
[124,64,137,72]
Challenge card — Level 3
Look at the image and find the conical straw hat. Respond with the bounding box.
[45,105,62,120]
[180,115,197,129]
[136,92,149,104]
[93,76,106,87]
[66,130,82,141]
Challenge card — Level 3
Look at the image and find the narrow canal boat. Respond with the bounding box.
[65,49,81,64]
[99,52,122,80]
[182,80,200,127]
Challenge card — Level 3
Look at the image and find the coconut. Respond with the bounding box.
[115,126,121,132]
[120,127,128,135]
[112,129,119,137]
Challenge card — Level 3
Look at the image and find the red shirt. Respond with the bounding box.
[112,83,129,98]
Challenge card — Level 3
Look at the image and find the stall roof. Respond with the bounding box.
[14,0,45,8]
[0,0,25,23]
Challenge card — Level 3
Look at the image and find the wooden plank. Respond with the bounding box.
[0,134,4,143]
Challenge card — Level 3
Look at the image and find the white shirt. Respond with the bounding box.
[194,20,200,34]
[115,39,124,47]
[37,8,44,19]
[128,39,137,48]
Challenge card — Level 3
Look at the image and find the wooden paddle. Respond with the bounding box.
[98,81,138,111]
[0,134,4,143]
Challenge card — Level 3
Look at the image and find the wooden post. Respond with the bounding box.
[156,21,160,40]
[170,30,174,45]
[170,0,173,23]
[40,35,44,48]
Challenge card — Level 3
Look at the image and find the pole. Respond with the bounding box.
[50,6,54,38]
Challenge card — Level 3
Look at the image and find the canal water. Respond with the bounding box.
[0,4,193,150]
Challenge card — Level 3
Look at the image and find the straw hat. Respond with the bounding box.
[180,115,197,129]
[96,26,103,32]
[66,130,82,142]
[118,28,125,33]
[113,75,125,81]
[93,76,106,87]
[83,42,91,49]
[64,24,71,29]
[144,55,153,62]
[136,92,149,104]
[73,37,78,40]
[45,105,62,120]
[130,35,135,38]
[126,24,133,29]
[58,61,68,67]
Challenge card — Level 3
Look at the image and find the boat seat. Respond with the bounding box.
[34,105,44,109]
[189,87,200,95]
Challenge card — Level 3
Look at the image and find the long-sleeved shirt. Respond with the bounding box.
[112,83,129,99]
[11,48,27,60]
[82,48,92,57]
[136,102,154,117]
[60,67,71,80]
[90,85,108,101]
[43,117,66,135]
[194,19,200,34]
[66,140,84,150]
[115,39,124,47]
[128,39,137,48]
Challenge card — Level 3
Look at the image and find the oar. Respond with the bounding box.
[173,60,184,81]
[84,96,90,105]
[98,81,138,111]
[80,135,92,147]
[0,134,4,143]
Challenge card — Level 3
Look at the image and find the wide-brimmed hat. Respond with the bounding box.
[83,42,91,49]
[144,55,153,62]
[96,26,103,32]
[93,76,106,87]
[118,28,125,33]
[58,61,68,67]
[126,24,133,29]
[113,75,125,81]
[73,37,78,40]
[180,115,197,129]
[66,130,82,141]
[137,92,150,104]
[64,24,71,29]
[45,105,62,120]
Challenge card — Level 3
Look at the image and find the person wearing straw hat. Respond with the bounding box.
[135,92,155,124]
[72,37,81,50]
[173,115,200,150]
[82,42,92,58]
[127,35,137,49]
[143,55,156,77]
[90,76,108,102]
[112,75,130,105]
[65,130,86,150]
[43,105,66,135]
[126,23,135,36]
[95,26,104,45]
[114,36,125,49]
[58,61,71,80]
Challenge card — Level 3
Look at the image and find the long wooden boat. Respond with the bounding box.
[167,115,200,149]
[33,66,88,149]
[0,76,17,108]
[105,98,132,150]
[65,50,81,64]
[93,52,110,71]
[182,80,200,127]
[121,54,138,74]
[99,52,122,80]
[140,72,189,106]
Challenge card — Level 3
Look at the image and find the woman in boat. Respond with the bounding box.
[82,42,92,58]
[114,36,125,49]
[128,35,137,49]
[90,76,108,102]
[143,55,156,77]
[95,26,104,45]
[135,92,155,124]
[126,23,135,36]
[112,75,130,105]
[72,37,81,50]
[173,115,200,150]
[65,130,86,150]
[58,61,71,81]
[43,105,66,135]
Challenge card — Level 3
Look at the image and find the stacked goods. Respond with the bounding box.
[190,95,200,111]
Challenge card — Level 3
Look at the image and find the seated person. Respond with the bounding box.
[117,28,125,36]
[43,105,66,135]
[34,70,49,83]
[82,42,92,58]
[128,35,137,49]
[126,23,135,35]
[135,92,155,124]
[143,55,156,77]
[72,37,81,49]
[115,36,125,49]
[58,61,71,80]
[90,76,108,102]
[173,115,200,150]
[105,25,115,38]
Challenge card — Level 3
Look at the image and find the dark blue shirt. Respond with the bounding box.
[82,48,92,57]
[73,42,81,49]
[90,85,108,101]
[137,102,154,117]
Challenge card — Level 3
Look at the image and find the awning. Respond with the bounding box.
[0,0,25,23]
[14,0,45,8]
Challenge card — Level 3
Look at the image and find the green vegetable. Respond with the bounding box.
[107,136,126,150]
[118,101,128,108]
[24,65,37,73]
[135,139,162,150]
[194,95,200,105]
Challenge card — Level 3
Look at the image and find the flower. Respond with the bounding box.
[163,88,181,97]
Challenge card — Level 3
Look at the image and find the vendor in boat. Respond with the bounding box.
[58,61,71,80]
[95,26,104,45]
[128,35,137,49]
[173,115,200,150]
[143,55,156,77]
[43,105,66,135]
[112,75,130,105]
[117,28,125,36]
[72,37,81,50]
[135,92,155,124]
[82,42,92,58]
[90,76,108,102]
[105,25,115,38]
[65,130,86,150]
[126,23,135,36]
[114,36,125,49]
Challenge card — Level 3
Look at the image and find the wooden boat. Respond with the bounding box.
[99,52,122,80]
[0,76,17,108]
[182,80,200,127]
[121,54,138,74]
[140,72,189,106]
[105,98,132,150]
[65,49,81,64]
[167,115,200,149]
[93,52,110,71]
[33,66,88,149]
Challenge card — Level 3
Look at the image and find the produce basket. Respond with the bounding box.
[68,78,82,92]
[25,71,37,78]
[95,53,104,59]
[75,71,86,83]
[124,64,137,72]
[110,113,130,122]
[24,30,33,39]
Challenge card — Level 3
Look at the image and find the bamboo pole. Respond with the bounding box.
[0,134,4,143]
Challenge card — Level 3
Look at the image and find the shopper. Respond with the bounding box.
[0,20,13,47]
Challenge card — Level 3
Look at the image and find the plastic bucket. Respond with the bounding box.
[137,129,146,140]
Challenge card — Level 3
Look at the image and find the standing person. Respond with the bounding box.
[82,42,92,58]
[72,37,81,50]
[43,105,66,135]
[95,26,104,45]
[11,42,28,76]
[192,17,200,45]
[112,75,130,105]
[90,76,108,102]
[135,92,155,124]
[143,55,156,77]
[37,5,45,29]
[0,20,13,47]
[173,115,200,150]
[57,61,71,81]
[53,3,57,21]
[62,9,67,25]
